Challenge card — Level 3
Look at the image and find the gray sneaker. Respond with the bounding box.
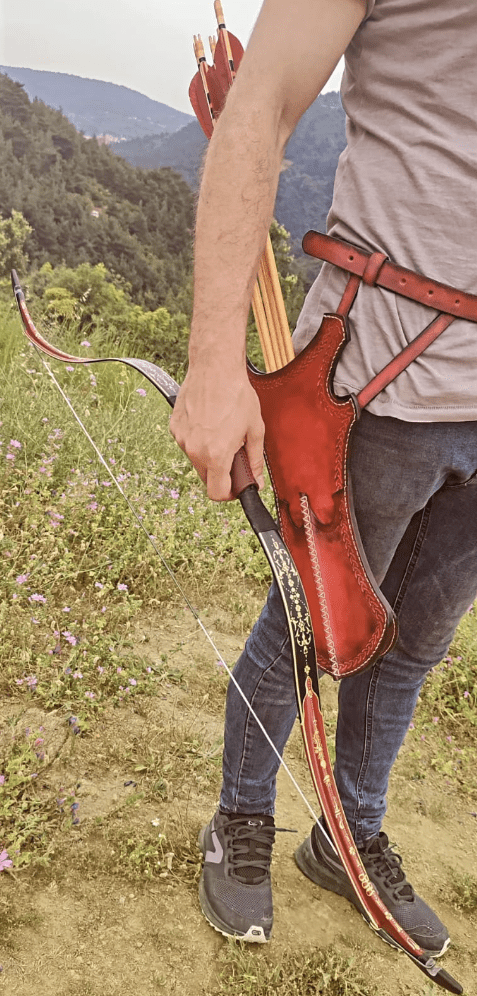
[295,823,450,957]
[198,810,276,942]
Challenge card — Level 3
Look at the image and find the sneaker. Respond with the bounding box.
[198,809,276,942]
[295,823,450,957]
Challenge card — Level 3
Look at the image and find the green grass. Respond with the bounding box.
[446,871,477,915]
[213,942,375,996]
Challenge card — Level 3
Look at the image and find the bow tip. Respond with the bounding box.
[10,269,24,302]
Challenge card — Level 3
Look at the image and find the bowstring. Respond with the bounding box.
[33,345,322,827]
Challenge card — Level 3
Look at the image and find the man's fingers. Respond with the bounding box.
[205,465,234,502]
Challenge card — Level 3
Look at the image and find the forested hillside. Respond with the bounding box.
[114,91,347,250]
[277,92,346,243]
[114,120,208,191]
[0,73,194,308]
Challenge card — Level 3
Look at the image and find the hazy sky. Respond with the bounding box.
[0,0,343,114]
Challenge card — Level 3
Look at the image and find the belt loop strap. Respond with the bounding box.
[362,251,388,286]
[336,273,361,317]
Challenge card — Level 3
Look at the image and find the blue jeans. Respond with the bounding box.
[220,411,477,846]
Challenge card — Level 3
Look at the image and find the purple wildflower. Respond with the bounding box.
[0,850,13,871]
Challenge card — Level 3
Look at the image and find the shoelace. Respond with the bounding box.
[363,834,414,901]
[225,819,296,885]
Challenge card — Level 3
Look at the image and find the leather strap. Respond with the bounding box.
[356,313,455,409]
[303,231,477,323]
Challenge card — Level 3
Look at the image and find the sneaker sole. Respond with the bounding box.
[295,836,450,959]
[198,876,269,943]
[197,826,270,944]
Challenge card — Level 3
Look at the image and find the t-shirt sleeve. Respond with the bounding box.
[364,0,376,17]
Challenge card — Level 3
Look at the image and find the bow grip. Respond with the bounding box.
[230,446,258,497]
[231,448,277,536]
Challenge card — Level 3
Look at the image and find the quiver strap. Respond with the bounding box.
[248,313,397,679]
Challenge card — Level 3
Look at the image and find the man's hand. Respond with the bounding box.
[170,361,265,501]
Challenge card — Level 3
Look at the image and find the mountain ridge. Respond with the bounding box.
[0,66,193,140]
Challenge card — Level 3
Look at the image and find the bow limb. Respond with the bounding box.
[10,275,462,995]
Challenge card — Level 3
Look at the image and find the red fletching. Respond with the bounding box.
[227,31,244,67]
[205,64,227,118]
[213,29,243,90]
[189,74,214,139]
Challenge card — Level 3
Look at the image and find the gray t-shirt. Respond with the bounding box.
[293,0,477,421]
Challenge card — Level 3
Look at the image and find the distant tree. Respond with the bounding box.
[28,260,190,376]
[0,209,32,277]
[0,75,32,126]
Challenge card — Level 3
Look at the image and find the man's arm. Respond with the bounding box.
[170,0,367,499]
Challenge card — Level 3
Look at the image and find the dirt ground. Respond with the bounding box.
[0,610,476,996]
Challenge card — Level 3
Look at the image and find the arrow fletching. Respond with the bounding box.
[189,74,214,138]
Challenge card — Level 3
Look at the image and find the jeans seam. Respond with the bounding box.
[393,501,432,615]
[352,661,381,841]
[233,634,291,811]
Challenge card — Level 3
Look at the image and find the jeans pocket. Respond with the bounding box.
[443,467,477,489]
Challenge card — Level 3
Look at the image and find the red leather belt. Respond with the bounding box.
[302,230,477,323]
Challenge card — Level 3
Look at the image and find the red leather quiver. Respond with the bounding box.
[248,313,397,679]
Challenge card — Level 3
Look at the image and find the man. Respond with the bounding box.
[171,0,477,955]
